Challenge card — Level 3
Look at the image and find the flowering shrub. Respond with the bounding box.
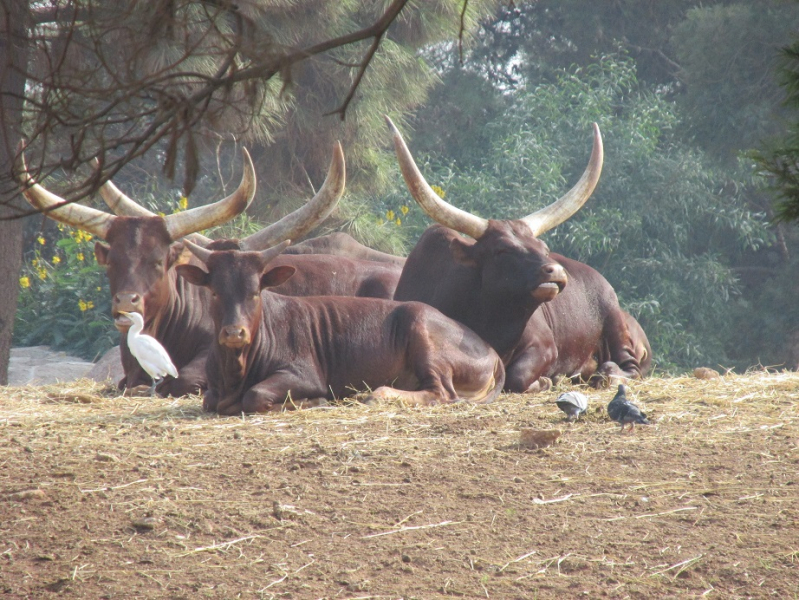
[14,224,117,360]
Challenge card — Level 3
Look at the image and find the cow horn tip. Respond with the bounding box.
[384,115,399,134]
[332,141,344,165]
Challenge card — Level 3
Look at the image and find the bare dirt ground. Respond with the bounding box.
[1,372,797,599]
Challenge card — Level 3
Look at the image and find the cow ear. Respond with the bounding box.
[450,237,478,267]
[169,242,192,267]
[175,264,210,287]
[261,265,295,289]
[94,241,110,265]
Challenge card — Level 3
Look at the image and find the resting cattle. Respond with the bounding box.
[204,240,402,299]
[284,232,406,266]
[176,240,505,415]
[97,158,402,299]
[388,117,646,392]
[18,144,346,396]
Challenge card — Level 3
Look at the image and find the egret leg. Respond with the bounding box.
[148,377,162,397]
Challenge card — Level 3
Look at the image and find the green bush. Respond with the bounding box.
[15,226,116,361]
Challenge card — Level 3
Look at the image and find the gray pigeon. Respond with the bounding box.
[556,391,589,421]
[607,384,650,432]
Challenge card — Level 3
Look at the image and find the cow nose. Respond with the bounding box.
[220,326,250,348]
[542,262,566,280]
[114,292,143,313]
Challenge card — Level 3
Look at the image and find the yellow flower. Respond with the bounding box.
[78,299,88,312]
[76,253,85,262]
[395,218,402,226]
[431,185,446,199]
[52,256,61,264]
[385,210,395,221]
[179,196,189,210]
[32,258,39,268]
[96,286,102,291]
[377,219,385,226]
[400,205,409,215]
[37,267,47,280]
[74,230,92,243]
[87,301,94,310]
[158,211,166,217]
[19,276,30,289]
[37,236,45,245]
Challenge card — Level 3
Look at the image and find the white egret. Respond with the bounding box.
[119,311,178,396]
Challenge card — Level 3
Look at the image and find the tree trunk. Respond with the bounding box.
[0,0,29,385]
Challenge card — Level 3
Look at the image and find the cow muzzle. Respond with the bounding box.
[113,292,144,330]
[219,325,251,349]
[532,263,567,301]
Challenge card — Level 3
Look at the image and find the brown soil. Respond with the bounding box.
[1,373,797,599]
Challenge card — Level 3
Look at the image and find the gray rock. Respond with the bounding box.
[7,345,123,386]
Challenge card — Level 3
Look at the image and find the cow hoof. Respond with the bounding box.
[124,384,153,397]
[524,377,552,394]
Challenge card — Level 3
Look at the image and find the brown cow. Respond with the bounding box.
[202,238,402,300]
[176,240,505,414]
[568,310,652,386]
[284,232,406,266]
[388,117,646,393]
[18,144,345,395]
[96,157,402,299]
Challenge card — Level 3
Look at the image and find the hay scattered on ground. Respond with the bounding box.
[1,371,797,598]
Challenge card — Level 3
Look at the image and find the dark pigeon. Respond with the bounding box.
[556,391,589,421]
[607,384,650,432]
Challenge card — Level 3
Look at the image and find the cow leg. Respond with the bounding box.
[365,386,447,406]
[157,350,209,397]
[202,389,219,412]
[589,312,642,386]
[504,340,556,394]
[218,373,328,415]
[369,307,506,406]
[588,361,629,389]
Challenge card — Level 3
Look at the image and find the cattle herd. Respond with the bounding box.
[17,119,651,412]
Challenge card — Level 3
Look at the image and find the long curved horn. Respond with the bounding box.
[520,123,603,236]
[182,239,214,264]
[92,159,153,218]
[16,146,115,240]
[386,116,488,240]
[239,142,345,251]
[257,240,291,265]
[92,158,213,246]
[184,238,291,272]
[163,147,256,241]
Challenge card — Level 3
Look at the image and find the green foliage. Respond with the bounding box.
[672,2,799,162]
[754,38,799,224]
[391,55,772,371]
[15,227,116,361]
[240,0,501,204]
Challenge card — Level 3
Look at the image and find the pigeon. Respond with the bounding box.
[556,391,589,421]
[607,384,649,432]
